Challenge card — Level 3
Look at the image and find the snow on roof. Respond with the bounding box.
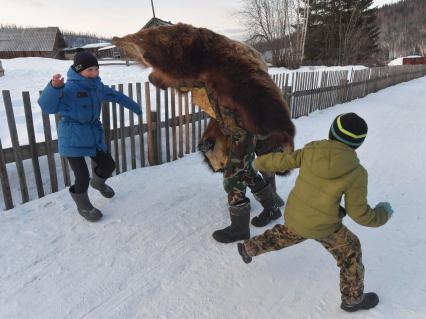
[98,45,116,51]
[388,55,424,66]
[80,42,111,49]
[388,57,404,66]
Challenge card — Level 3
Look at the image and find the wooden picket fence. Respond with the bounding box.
[1,64,426,210]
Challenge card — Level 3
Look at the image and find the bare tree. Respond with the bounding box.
[239,0,309,68]
[339,4,363,65]
[299,0,310,63]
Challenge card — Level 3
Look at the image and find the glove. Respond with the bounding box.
[375,202,393,218]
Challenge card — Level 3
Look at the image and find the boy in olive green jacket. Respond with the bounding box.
[237,113,393,312]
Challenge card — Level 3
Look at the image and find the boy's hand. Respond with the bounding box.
[51,74,64,88]
[375,202,393,219]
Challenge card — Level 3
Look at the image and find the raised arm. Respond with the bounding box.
[102,85,142,115]
[253,149,303,173]
[38,74,65,114]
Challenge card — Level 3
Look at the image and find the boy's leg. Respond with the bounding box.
[67,157,90,193]
[67,156,102,221]
[90,150,116,198]
[316,226,365,306]
[91,150,116,178]
[243,224,306,257]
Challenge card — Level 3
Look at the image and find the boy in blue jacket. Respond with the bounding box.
[38,51,142,222]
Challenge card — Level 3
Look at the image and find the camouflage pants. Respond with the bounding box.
[223,132,267,206]
[244,224,364,305]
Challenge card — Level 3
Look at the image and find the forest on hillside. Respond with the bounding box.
[377,0,426,59]
[244,0,425,67]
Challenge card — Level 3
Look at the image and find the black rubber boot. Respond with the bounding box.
[237,243,252,264]
[69,187,103,222]
[212,201,250,244]
[90,161,115,198]
[260,172,285,207]
[251,183,282,227]
[340,293,379,312]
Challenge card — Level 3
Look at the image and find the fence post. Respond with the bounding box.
[178,92,184,158]
[151,111,158,165]
[184,93,190,154]
[128,83,136,170]
[339,79,349,103]
[111,85,120,175]
[0,137,13,210]
[191,101,196,153]
[2,90,29,203]
[22,91,44,198]
[145,82,156,166]
[164,89,170,162]
[136,82,146,167]
[54,113,71,187]
[170,88,177,161]
[118,84,127,172]
[155,87,162,165]
[102,101,111,153]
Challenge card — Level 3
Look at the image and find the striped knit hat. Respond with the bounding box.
[329,113,368,149]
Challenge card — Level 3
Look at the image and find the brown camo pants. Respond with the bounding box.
[244,224,364,305]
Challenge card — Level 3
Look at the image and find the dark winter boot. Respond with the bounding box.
[340,293,379,312]
[251,183,282,227]
[260,172,285,207]
[212,201,251,244]
[69,187,103,222]
[237,243,252,264]
[90,161,115,198]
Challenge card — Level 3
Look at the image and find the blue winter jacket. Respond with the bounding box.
[38,67,142,157]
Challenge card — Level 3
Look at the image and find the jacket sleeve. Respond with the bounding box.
[37,82,64,114]
[345,169,389,227]
[252,149,303,173]
[102,85,142,115]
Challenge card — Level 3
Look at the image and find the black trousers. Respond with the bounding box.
[67,150,116,193]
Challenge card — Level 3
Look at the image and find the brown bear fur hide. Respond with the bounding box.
[113,23,295,172]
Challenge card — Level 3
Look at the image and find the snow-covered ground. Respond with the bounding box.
[1,70,425,318]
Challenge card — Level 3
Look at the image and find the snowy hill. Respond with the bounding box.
[1,75,426,318]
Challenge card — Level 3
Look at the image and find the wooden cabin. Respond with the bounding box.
[0,27,66,59]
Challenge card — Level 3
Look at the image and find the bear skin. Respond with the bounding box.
[112,23,295,173]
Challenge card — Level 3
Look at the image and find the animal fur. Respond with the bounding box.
[113,23,295,172]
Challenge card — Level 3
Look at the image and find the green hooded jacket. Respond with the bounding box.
[253,140,389,239]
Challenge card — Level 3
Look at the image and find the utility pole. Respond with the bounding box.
[151,0,156,18]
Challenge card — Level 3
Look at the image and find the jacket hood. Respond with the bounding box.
[302,140,360,179]
[66,66,102,88]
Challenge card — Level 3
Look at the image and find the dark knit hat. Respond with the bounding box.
[329,113,368,149]
[73,51,99,73]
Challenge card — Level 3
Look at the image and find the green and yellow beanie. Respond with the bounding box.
[329,113,368,149]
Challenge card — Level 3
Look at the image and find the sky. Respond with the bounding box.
[0,0,401,39]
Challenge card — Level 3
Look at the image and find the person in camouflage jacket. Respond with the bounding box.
[237,113,394,312]
[202,92,285,244]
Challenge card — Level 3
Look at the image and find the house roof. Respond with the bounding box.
[142,17,173,29]
[0,27,62,52]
